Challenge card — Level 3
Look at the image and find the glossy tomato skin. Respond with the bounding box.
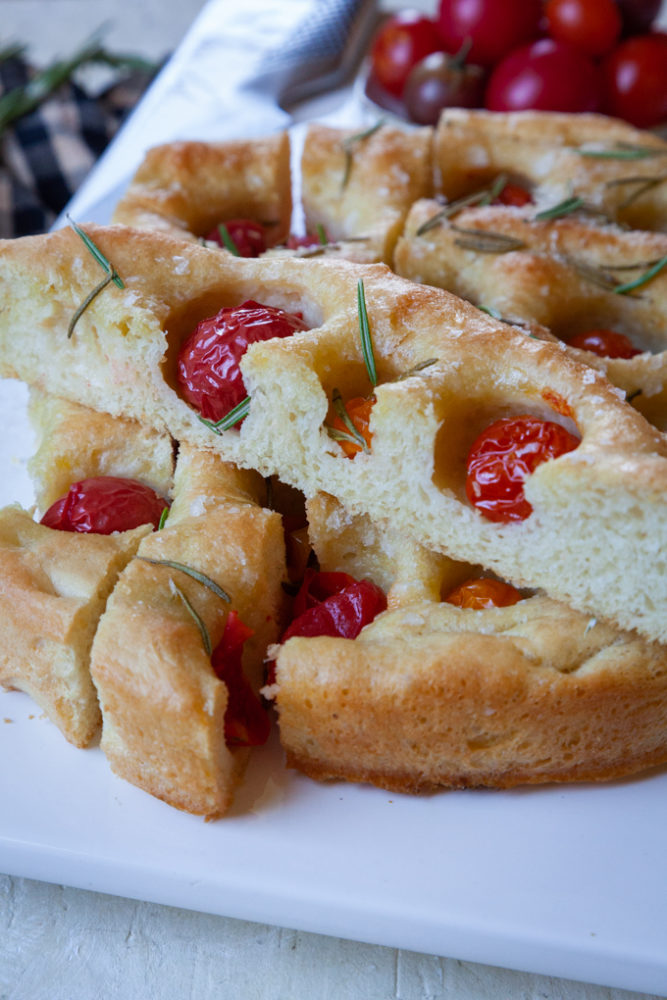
[486,38,601,113]
[282,569,387,642]
[404,50,486,124]
[437,0,542,68]
[466,415,580,522]
[40,476,168,534]
[211,610,269,747]
[370,10,442,98]
[567,329,641,359]
[205,219,266,258]
[544,0,621,58]
[331,395,375,458]
[601,35,667,129]
[177,301,308,423]
[444,577,523,609]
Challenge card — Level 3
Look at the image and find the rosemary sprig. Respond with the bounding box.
[561,254,620,292]
[217,223,240,256]
[169,579,212,655]
[198,396,251,434]
[357,278,377,386]
[574,142,667,161]
[392,358,438,382]
[139,557,231,602]
[341,120,384,190]
[325,389,370,453]
[605,173,667,210]
[157,507,169,531]
[534,195,585,221]
[613,254,667,295]
[67,217,124,338]
[451,225,526,254]
[316,223,327,245]
[416,181,510,236]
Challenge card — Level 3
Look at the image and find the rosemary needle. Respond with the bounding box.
[613,255,667,295]
[357,279,377,386]
[169,580,212,655]
[198,396,251,434]
[217,223,240,256]
[341,120,384,190]
[140,557,231,603]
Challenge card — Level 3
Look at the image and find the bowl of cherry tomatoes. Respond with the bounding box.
[365,0,667,128]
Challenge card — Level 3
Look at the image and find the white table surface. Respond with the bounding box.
[1,3,666,999]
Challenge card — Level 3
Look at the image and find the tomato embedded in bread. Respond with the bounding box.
[40,476,169,534]
[444,576,524,608]
[466,415,580,522]
[212,609,270,747]
[567,329,642,359]
[205,219,267,257]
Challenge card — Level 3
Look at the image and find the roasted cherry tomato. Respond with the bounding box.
[444,577,524,609]
[600,35,667,129]
[437,0,542,68]
[331,396,375,458]
[286,230,328,250]
[544,0,621,58]
[177,301,308,424]
[205,219,266,258]
[485,39,600,113]
[282,569,387,642]
[211,609,270,747]
[40,476,168,535]
[567,328,641,359]
[466,415,580,522]
[494,182,533,207]
[370,10,443,98]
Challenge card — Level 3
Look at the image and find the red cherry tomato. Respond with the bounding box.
[466,415,580,522]
[331,396,375,458]
[370,10,443,98]
[544,0,621,58]
[211,609,270,747]
[205,219,266,258]
[567,329,641,359]
[444,577,523,609]
[177,301,308,424]
[286,230,328,249]
[486,38,601,113]
[282,569,387,642]
[494,182,533,207]
[601,35,667,129]
[40,476,168,535]
[437,0,542,68]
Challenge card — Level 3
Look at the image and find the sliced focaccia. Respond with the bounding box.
[112,132,292,249]
[0,395,174,747]
[434,109,667,232]
[0,225,666,645]
[297,121,434,264]
[269,494,667,791]
[90,444,286,818]
[394,202,667,429]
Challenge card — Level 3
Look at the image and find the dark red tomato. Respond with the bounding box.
[370,10,443,98]
[403,50,486,124]
[494,182,533,207]
[567,328,641,359]
[211,610,270,747]
[545,0,621,58]
[205,219,266,258]
[282,568,387,642]
[601,35,667,129]
[486,38,601,113]
[466,415,580,522]
[437,0,542,68]
[286,230,327,249]
[40,476,168,534]
[444,577,523,609]
[614,0,662,36]
[177,301,308,423]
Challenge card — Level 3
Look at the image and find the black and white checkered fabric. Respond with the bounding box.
[0,54,153,238]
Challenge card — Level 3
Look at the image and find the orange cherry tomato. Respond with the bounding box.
[331,396,375,458]
[445,577,524,609]
[567,329,641,359]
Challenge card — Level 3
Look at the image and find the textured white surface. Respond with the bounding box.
[2,3,667,1000]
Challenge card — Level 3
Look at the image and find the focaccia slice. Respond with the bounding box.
[394,202,667,429]
[270,494,667,791]
[90,443,286,818]
[434,109,667,232]
[0,226,666,643]
[113,132,292,248]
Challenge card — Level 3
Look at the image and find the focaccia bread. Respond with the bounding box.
[269,493,667,791]
[394,202,667,429]
[0,224,666,644]
[113,132,292,247]
[0,394,174,747]
[434,109,667,232]
[91,444,286,818]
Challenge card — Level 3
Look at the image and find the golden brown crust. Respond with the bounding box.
[434,109,667,232]
[394,201,667,428]
[0,225,666,642]
[90,444,287,818]
[113,133,292,246]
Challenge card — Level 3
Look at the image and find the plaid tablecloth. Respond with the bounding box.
[0,52,153,238]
